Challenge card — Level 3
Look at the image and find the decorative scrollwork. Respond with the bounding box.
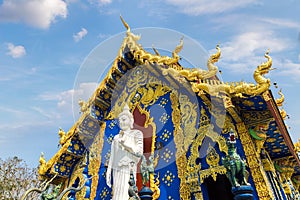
[179,94,198,151]
[171,91,190,200]
[88,123,106,199]
[236,122,274,199]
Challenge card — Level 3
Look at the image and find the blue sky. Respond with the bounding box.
[0,0,299,167]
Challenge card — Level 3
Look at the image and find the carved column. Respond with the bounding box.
[236,122,274,200]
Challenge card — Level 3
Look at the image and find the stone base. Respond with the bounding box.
[231,185,254,200]
[138,186,153,200]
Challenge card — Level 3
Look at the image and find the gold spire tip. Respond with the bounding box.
[120,15,130,31]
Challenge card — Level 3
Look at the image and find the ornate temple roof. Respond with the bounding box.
[38,17,300,182]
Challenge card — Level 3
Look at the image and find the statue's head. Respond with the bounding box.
[118,104,134,130]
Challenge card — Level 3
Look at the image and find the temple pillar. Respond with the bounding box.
[236,122,274,200]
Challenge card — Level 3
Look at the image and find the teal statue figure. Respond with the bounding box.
[222,130,249,188]
[139,155,154,200]
[41,184,61,200]
[128,170,141,200]
[140,155,154,186]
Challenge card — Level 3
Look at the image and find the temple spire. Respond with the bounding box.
[120,15,130,32]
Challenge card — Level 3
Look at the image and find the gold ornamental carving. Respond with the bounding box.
[276,89,284,107]
[177,45,220,81]
[191,50,273,97]
[108,65,170,119]
[206,144,220,167]
[222,116,238,136]
[66,161,87,200]
[119,16,183,68]
[236,122,274,200]
[222,96,242,124]
[199,145,227,183]
[179,93,198,152]
[88,123,106,199]
[201,145,226,182]
[241,110,273,126]
[261,152,275,173]
[170,91,190,200]
[198,107,228,155]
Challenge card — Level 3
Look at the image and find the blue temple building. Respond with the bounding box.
[38,19,300,200]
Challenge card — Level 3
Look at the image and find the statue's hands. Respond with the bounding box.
[119,140,134,153]
[106,168,112,188]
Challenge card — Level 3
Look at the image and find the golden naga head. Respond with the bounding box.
[209,44,221,63]
[172,37,184,60]
[258,49,273,73]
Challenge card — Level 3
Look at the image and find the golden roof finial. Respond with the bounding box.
[252,49,273,89]
[258,49,273,74]
[58,127,67,146]
[78,99,88,113]
[39,152,46,166]
[38,152,47,175]
[172,36,184,60]
[152,45,160,56]
[276,89,285,107]
[210,44,221,62]
[280,108,287,120]
[120,15,130,32]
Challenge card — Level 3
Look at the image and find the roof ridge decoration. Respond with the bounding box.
[189,49,273,97]
[275,89,287,120]
[276,89,285,107]
[178,44,220,81]
[161,48,273,97]
[119,15,183,69]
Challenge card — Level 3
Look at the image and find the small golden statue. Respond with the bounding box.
[78,99,88,113]
[58,128,67,146]
[38,152,47,175]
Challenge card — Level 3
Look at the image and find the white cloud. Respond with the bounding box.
[276,59,300,81]
[215,30,291,75]
[165,0,258,15]
[6,43,26,58]
[222,31,289,61]
[73,28,88,42]
[0,106,56,134]
[0,106,25,116]
[39,82,98,118]
[97,33,111,39]
[0,0,67,29]
[89,0,112,6]
[66,0,79,3]
[31,106,60,120]
[259,17,300,29]
[215,30,300,81]
[98,0,112,5]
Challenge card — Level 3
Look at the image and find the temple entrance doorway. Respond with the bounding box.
[203,174,234,200]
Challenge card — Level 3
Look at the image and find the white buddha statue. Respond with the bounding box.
[106,105,144,200]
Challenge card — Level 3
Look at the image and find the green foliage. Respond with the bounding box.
[0,156,40,200]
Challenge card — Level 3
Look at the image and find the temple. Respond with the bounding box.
[37,18,300,200]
